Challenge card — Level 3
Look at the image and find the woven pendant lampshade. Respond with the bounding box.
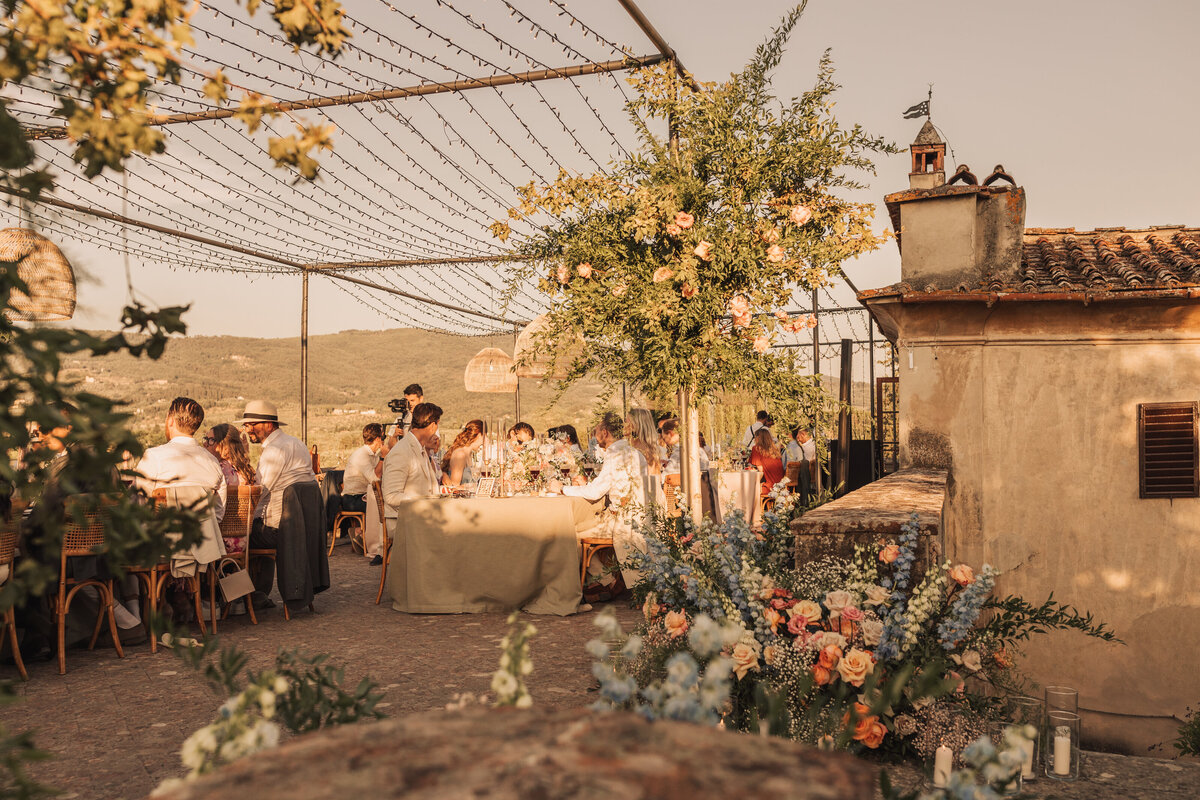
[464,347,518,393]
[514,314,583,379]
[0,228,76,321]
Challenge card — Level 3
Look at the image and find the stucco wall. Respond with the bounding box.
[875,298,1200,752]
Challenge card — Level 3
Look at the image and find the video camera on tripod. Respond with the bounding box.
[387,397,410,434]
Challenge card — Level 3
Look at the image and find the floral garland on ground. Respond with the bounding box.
[616,493,1119,757]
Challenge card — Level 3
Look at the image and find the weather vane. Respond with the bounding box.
[903,85,933,120]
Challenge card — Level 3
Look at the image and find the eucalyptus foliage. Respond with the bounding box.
[496,4,895,420]
[1,0,348,192]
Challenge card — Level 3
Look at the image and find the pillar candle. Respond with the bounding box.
[933,745,952,787]
[1053,729,1071,775]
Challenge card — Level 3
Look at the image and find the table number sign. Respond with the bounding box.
[475,477,496,498]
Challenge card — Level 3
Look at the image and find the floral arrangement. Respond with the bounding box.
[617,495,1118,757]
[505,441,543,488]
[492,612,537,708]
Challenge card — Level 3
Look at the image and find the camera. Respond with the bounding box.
[387,397,409,430]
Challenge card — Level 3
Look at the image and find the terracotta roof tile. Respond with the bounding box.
[1016,226,1200,293]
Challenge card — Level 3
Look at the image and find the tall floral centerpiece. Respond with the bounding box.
[493,4,895,515]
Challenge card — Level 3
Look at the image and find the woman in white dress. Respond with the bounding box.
[441,419,486,487]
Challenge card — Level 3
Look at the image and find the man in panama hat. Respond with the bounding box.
[236,400,323,609]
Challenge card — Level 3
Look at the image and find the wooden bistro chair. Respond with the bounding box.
[662,473,682,518]
[328,480,366,556]
[0,518,27,680]
[213,484,262,632]
[373,483,390,605]
[580,537,615,591]
[132,489,211,653]
[56,496,125,675]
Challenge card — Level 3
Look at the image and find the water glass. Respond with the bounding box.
[1044,711,1081,780]
[1010,696,1043,780]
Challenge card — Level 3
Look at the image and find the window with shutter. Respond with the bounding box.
[1138,402,1199,499]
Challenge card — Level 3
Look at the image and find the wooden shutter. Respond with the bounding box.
[1138,402,1199,499]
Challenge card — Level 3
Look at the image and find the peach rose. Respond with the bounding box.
[728,294,750,316]
[674,211,694,229]
[764,606,784,633]
[694,240,713,261]
[791,599,822,623]
[681,282,697,299]
[861,618,884,647]
[841,606,864,623]
[836,647,875,687]
[864,584,890,606]
[817,644,842,670]
[652,266,674,283]
[611,283,627,298]
[576,262,592,279]
[642,594,661,621]
[731,642,758,680]
[663,610,688,638]
[556,264,570,283]
[761,227,780,244]
[806,314,818,329]
[763,644,780,667]
[766,244,785,263]
[787,614,809,635]
[948,564,975,586]
[773,309,788,321]
[812,664,833,686]
[752,335,770,354]
[823,589,854,619]
[809,630,848,652]
[879,544,900,564]
[790,204,812,226]
[731,311,752,328]
[665,223,682,237]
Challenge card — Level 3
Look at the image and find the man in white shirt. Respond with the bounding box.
[548,412,649,586]
[661,420,710,475]
[743,410,771,447]
[238,400,317,607]
[135,396,227,626]
[339,423,385,563]
[781,426,816,502]
[382,402,443,521]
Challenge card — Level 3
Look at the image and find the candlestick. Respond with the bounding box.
[932,745,952,788]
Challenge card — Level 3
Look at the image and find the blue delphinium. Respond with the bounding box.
[937,564,998,650]
[875,513,921,661]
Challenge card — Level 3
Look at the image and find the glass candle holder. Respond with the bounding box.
[988,723,1023,796]
[1010,696,1043,780]
[1044,711,1081,781]
[1044,686,1078,715]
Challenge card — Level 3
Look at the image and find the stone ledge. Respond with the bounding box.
[151,706,877,800]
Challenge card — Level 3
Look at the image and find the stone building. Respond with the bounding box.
[855,121,1200,752]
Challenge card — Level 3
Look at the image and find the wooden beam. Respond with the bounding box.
[26,55,666,140]
[615,0,702,92]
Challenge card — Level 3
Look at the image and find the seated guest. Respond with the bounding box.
[782,425,814,502]
[699,432,713,459]
[382,403,443,516]
[338,423,385,562]
[548,424,584,457]
[204,423,255,489]
[239,400,321,609]
[441,419,485,488]
[548,412,649,585]
[749,428,785,496]
[662,420,710,475]
[625,408,660,477]
[506,422,535,453]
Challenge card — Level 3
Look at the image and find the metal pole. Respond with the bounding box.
[868,320,877,481]
[811,288,822,496]
[301,270,309,445]
[513,324,521,421]
[836,338,852,494]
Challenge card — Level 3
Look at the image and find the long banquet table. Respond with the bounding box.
[710,468,763,525]
[387,494,604,616]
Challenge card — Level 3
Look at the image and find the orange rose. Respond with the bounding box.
[948,564,975,586]
[766,244,785,263]
[674,211,694,229]
[663,610,688,638]
[812,665,832,685]
[817,644,842,670]
[681,282,697,299]
[764,607,784,633]
[761,227,780,244]
[789,205,812,226]
[860,719,887,749]
[694,240,713,261]
[576,262,592,279]
[665,223,682,236]
[879,544,900,564]
[652,267,674,283]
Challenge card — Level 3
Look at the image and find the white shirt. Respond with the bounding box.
[254,428,317,526]
[342,444,380,496]
[800,438,816,462]
[664,445,709,476]
[563,438,648,516]
[382,430,439,518]
[136,436,227,522]
[743,422,767,447]
[784,440,804,467]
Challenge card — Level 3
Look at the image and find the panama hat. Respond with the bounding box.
[233,399,287,426]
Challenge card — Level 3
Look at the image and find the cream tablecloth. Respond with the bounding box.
[388,495,603,616]
[711,469,762,526]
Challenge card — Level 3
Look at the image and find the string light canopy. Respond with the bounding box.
[0,228,77,321]
[514,313,584,379]
[464,347,518,393]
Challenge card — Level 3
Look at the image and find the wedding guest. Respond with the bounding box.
[441,419,485,488]
[506,422,535,452]
[662,420,710,475]
[382,402,443,515]
[239,400,319,608]
[548,424,584,457]
[782,425,815,502]
[205,423,255,489]
[548,412,649,585]
[385,383,426,448]
[743,410,771,447]
[626,408,660,477]
[749,428,785,496]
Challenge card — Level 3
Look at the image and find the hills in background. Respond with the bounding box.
[62,327,620,466]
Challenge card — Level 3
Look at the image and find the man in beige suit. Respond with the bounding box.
[382,403,443,523]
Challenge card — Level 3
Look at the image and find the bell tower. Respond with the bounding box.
[909,120,946,190]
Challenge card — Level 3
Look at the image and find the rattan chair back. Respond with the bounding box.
[220,484,261,542]
[0,519,16,568]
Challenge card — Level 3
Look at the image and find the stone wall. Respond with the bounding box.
[153,706,877,800]
[792,468,947,574]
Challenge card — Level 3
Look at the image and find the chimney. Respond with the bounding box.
[887,124,1026,291]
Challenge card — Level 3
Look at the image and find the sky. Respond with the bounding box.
[12,0,1200,338]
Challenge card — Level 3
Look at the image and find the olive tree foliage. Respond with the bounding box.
[494,4,895,424]
[0,0,350,193]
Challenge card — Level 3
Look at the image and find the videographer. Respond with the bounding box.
[385,383,425,449]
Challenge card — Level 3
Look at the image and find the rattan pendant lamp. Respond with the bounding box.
[464,346,519,419]
[0,228,77,321]
[513,313,582,380]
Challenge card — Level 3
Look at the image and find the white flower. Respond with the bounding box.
[861,618,884,647]
[273,676,289,694]
[514,693,533,709]
[257,690,276,719]
[491,669,518,698]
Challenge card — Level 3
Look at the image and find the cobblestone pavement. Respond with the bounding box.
[2,546,641,800]
[4,547,1198,800]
